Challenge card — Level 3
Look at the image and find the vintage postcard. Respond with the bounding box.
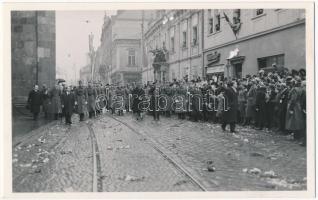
[1,1,315,199]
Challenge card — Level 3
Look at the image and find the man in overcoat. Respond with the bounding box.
[75,81,87,121]
[28,85,42,120]
[131,82,145,120]
[61,86,75,125]
[221,81,238,133]
[87,82,97,118]
[50,84,62,120]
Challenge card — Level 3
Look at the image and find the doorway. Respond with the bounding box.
[234,63,242,79]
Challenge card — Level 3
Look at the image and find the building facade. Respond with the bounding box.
[143,10,204,84]
[94,11,151,85]
[11,11,56,104]
[203,9,306,80]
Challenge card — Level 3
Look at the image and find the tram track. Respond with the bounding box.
[104,113,208,192]
[86,121,103,192]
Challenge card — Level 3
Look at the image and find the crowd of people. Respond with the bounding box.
[27,66,307,146]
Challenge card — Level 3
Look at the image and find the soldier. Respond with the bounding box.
[75,80,87,121]
[149,83,160,121]
[131,82,145,120]
[174,83,187,119]
[27,84,42,120]
[87,81,97,118]
[115,86,125,116]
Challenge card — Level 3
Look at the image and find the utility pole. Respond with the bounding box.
[35,11,39,85]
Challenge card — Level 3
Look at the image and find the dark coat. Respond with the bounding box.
[131,87,145,113]
[61,92,75,114]
[174,87,187,113]
[28,90,42,114]
[50,88,62,114]
[87,87,97,112]
[149,86,158,111]
[223,87,238,123]
[75,86,87,114]
[285,87,306,131]
[245,86,257,118]
[41,89,50,113]
[255,87,266,112]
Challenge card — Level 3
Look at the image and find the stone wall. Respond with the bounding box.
[11,11,55,103]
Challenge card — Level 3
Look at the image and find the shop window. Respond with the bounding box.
[128,49,136,66]
[257,54,284,69]
[256,9,264,16]
[192,26,198,45]
[182,31,187,48]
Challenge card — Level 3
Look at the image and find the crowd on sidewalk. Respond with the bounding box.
[27,66,306,145]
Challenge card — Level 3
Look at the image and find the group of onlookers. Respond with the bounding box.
[26,67,306,145]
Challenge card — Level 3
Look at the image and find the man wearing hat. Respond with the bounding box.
[75,80,87,121]
[221,80,238,133]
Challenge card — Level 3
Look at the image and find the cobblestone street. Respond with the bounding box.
[12,113,307,192]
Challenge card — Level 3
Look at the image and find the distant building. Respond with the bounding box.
[80,66,91,85]
[203,9,306,80]
[80,53,93,85]
[143,10,204,83]
[11,11,56,104]
[95,10,151,86]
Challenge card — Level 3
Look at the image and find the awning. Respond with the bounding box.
[206,65,225,74]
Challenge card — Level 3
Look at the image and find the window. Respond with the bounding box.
[182,31,187,48]
[170,37,175,52]
[208,9,213,34]
[233,9,241,24]
[215,10,221,32]
[170,27,175,52]
[256,9,264,16]
[257,54,284,69]
[128,49,136,66]
[192,26,198,45]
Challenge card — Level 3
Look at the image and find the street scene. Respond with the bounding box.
[11,9,307,192]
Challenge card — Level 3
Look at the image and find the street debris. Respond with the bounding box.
[20,163,32,168]
[60,150,72,155]
[250,152,265,157]
[116,139,123,142]
[243,139,249,143]
[207,161,216,172]
[243,167,261,175]
[43,158,49,163]
[267,152,288,161]
[119,175,145,182]
[32,168,41,174]
[260,170,278,178]
[107,146,113,150]
[63,187,75,192]
[173,180,188,186]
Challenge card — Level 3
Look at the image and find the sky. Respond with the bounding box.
[56,10,117,82]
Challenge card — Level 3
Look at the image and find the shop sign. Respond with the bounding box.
[207,51,220,65]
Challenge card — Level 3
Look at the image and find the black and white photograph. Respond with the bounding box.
[1,1,316,198]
